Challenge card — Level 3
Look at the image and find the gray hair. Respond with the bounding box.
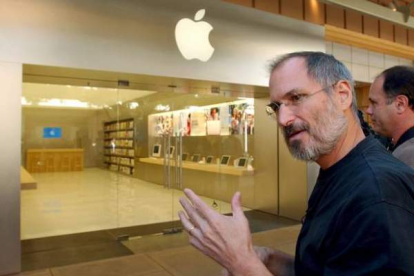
[269,51,358,116]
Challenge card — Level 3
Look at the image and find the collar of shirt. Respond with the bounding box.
[392,126,414,152]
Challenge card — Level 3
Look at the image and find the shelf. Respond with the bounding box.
[27,148,84,153]
[103,118,135,177]
[139,157,254,176]
[104,128,134,133]
[104,138,134,141]
[104,154,135,158]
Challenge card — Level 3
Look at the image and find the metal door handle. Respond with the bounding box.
[175,136,178,187]
[167,134,171,189]
[179,132,183,189]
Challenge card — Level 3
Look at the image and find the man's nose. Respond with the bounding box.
[365,105,372,115]
[277,104,295,127]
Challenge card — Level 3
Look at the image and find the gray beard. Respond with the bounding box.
[283,104,348,161]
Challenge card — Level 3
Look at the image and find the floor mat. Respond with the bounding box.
[22,231,133,271]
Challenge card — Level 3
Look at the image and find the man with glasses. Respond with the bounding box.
[366,66,414,168]
[178,52,414,275]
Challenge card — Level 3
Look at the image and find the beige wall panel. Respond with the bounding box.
[22,108,100,168]
[255,0,280,14]
[380,20,394,42]
[326,25,414,60]
[223,0,253,7]
[394,25,408,46]
[280,0,303,20]
[278,131,307,221]
[326,4,345,28]
[363,15,379,38]
[356,86,370,108]
[304,0,325,25]
[346,10,363,33]
[0,62,21,275]
[253,98,279,214]
[409,29,414,47]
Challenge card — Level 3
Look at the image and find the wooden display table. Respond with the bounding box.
[26,148,84,173]
[21,166,37,190]
[139,157,254,176]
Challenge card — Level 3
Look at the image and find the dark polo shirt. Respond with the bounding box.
[295,136,414,276]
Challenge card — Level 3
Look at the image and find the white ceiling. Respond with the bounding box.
[22,83,157,109]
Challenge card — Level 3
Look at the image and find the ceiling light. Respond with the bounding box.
[389,0,414,22]
[155,104,170,111]
[389,1,397,11]
[129,102,139,109]
[38,98,90,108]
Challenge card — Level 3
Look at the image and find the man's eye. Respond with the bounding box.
[291,94,304,103]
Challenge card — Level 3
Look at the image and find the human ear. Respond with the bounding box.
[336,80,353,111]
[394,95,409,114]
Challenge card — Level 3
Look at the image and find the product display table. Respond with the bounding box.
[139,157,254,176]
[21,166,37,190]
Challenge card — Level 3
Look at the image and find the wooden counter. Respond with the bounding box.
[139,157,254,176]
[26,148,84,173]
[21,166,37,190]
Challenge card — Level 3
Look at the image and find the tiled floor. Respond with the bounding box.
[15,225,301,276]
[21,168,238,240]
[22,168,300,272]
[22,210,298,271]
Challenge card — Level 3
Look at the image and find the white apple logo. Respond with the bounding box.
[175,9,215,62]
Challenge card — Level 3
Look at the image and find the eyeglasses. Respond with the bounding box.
[266,83,337,118]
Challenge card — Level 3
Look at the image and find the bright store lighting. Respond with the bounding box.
[38,98,92,108]
[21,97,32,106]
[129,102,139,109]
[155,104,170,111]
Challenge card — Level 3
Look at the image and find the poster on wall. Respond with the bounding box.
[206,107,220,135]
[220,106,230,135]
[177,111,190,136]
[207,120,220,135]
[148,100,254,138]
[190,111,206,136]
[150,113,174,137]
[229,103,255,135]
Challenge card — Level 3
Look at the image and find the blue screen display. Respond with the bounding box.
[43,127,62,138]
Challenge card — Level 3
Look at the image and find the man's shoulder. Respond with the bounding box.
[361,139,413,176]
[393,137,414,168]
[350,144,414,212]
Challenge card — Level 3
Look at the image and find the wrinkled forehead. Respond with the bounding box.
[269,57,316,100]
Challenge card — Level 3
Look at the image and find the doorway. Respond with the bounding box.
[20,64,297,271]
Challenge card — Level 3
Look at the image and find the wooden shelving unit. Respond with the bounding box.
[103,118,135,176]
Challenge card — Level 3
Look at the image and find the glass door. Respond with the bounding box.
[21,66,282,272]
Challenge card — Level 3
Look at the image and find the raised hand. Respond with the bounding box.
[178,189,256,271]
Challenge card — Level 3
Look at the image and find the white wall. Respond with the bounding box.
[326,42,413,83]
[0,0,324,86]
[0,62,22,275]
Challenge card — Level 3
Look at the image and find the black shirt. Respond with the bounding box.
[295,136,414,276]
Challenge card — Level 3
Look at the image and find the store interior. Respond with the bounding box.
[20,64,278,241]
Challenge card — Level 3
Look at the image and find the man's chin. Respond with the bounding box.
[288,141,320,161]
